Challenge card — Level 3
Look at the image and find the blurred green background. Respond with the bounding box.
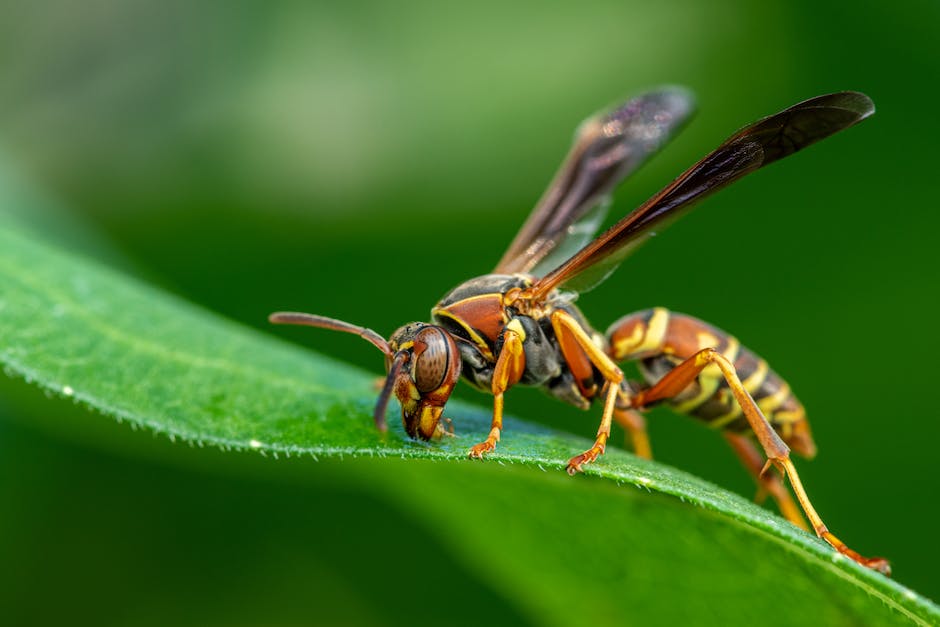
[1,0,938,623]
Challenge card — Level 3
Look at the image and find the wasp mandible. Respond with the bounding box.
[271,89,889,574]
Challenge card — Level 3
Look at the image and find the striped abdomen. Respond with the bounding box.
[607,307,816,458]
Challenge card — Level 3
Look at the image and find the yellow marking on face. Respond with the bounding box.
[400,395,418,412]
[418,404,444,439]
[505,318,527,341]
[431,307,494,361]
[742,359,769,394]
[758,383,791,415]
[615,308,669,358]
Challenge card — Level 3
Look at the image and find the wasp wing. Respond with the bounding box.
[525,91,875,298]
[494,87,695,276]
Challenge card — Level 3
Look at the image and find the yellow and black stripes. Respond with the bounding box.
[607,308,815,457]
[607,307,670,360]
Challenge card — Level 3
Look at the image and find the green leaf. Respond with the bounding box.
[0,222,937,626]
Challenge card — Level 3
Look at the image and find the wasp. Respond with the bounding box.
[271,89,889,574]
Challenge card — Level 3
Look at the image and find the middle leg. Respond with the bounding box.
[613,385,653,459]
[550,310,624,474]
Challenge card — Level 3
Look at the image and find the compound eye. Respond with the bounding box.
[412,326,454,393]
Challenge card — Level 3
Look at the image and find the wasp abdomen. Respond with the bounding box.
[607,308,815,457]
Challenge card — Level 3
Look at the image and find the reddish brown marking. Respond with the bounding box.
[437,294,506,347]
[606,312,651,360]
[660,315,725,358]
[555,324,599,398]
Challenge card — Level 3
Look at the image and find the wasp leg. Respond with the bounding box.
[629,347,890,575]
[566,381,619,475]
[724,432,807,531]
[613,391,653,460]
[550,310,624,474]
[468,328,525,459]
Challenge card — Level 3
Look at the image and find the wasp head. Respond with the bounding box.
[385,322,461,440]
[269,312,461,440]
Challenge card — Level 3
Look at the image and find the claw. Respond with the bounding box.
[842,550,891,576]
[821,529,891,576]
[442,417,456,437]
[468,440,496,459]
[566,445,604,475]
[865,557,892,577]
[433,419,456,439]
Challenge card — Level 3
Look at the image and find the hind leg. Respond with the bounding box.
[724,432,807,530]
[628,347,889,575]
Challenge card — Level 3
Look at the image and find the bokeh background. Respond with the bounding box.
[1,0,938,623]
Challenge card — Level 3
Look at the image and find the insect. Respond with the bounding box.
[271,89,889,574]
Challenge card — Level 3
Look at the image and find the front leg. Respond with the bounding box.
[468,323,526,459]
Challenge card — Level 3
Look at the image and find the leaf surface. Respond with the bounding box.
[0,223,936,626]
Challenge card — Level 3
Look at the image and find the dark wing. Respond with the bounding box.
[494,87,695,276]
[523,91,875,299]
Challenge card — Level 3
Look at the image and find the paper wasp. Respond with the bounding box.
[271,89,889,574]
